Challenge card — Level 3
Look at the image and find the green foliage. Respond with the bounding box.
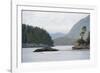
[80,26,87,39]
[86,32,90,45]
[22,24,54,46]
[76,39,86,46]
[82,26,87,32]
[73,26,90,49]
[22,24,27,43]
[76,26,90,46]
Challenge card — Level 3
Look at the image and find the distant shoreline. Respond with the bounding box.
[22,45,89,51]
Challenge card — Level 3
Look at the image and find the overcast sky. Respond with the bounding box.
[22,11,89,34]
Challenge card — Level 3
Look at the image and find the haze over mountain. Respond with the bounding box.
[54,15,90,45]
[50,33,66,39]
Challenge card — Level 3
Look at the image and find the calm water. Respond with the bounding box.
[22,45,90,62]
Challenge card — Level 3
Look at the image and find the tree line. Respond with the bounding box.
[22,24,54,47]
[74,26,90,49]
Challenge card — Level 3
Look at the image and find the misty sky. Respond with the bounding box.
[22,10,89,34]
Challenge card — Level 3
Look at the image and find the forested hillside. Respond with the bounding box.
[22,24,54,47]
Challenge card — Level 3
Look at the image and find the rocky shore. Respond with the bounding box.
[34,47,58,52]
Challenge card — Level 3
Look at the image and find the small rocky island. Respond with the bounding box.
[72,26,90,49]
[34,46,58,52]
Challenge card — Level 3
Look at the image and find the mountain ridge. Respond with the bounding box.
[54,15,90,45]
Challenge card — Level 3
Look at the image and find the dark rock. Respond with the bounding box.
[34,47,58,52]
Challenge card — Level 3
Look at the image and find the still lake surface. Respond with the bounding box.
[22,45,90,62]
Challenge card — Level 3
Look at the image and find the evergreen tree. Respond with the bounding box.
[80,26,87,40]
[22,24,54,46]
[75,26,87,46]
[86,32,90,45]
[22,24,27,43]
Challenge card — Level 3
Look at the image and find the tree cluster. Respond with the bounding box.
[22,24,54,47]
[73,26,90,49]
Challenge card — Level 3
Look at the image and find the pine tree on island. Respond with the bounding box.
[72,26,90,49]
